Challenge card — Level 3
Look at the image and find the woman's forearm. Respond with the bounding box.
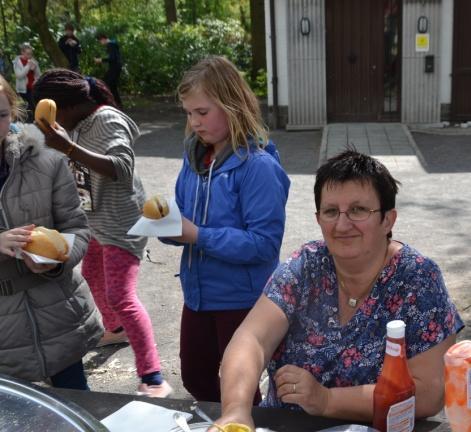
[220,331,266,413]
[413,374,444,418]
[68,144,117,179]
[324,373,443,422]
[324,384,375,421]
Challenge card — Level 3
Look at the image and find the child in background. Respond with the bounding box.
[0,74,102,389]
[58,23,82,72]
[12,43,40,122]
[163,56,290,402]
[33,68,172,397]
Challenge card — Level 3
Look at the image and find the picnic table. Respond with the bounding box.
[49,387,452,432]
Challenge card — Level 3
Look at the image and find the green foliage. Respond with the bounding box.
[0,0,267,98]
[177,0,249,25]
[80,18,255,96]
[248,68,268,98]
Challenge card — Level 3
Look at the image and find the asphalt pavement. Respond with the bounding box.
[82,101,470,400]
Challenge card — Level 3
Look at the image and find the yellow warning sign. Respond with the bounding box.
[416,34,430,52]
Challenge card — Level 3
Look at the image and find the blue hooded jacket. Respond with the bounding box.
[170,135,290,311]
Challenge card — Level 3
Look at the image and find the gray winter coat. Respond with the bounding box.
[0,125,103,381]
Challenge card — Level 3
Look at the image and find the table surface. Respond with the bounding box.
[48,388,451,432]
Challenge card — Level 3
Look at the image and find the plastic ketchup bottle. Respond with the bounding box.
[373,320,416,432]
[444,340,471,432]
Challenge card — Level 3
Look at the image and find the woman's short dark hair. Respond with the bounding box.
[314,149,400,219]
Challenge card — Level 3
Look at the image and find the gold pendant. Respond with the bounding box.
[348,297,358,308]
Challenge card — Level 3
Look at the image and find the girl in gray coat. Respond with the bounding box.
[0,75,103,389]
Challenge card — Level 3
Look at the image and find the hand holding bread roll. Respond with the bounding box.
[35,99,57,132]
[143,195,170,219]
[23,226,69,262]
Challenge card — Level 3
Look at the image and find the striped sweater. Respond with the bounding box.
[70,106,147,258]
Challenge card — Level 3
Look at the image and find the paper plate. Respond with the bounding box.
[127,198,182,237]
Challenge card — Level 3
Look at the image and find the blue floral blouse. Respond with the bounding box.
[261,240,464,409]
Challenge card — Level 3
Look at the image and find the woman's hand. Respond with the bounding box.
[275,364,330,416]
[41,120,74,155]
[22,253,58,274]
[169,217,198,244]
[0,225,34,257]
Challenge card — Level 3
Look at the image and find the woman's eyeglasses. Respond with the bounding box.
[317,206,381,222]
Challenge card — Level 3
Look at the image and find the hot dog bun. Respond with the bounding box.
[35,99,57,131]
[142,195,170,219]
[23,226,69,262]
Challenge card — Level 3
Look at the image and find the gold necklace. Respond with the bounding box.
[337,245,390,308]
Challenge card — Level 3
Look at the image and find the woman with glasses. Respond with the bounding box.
[211,150,463,429]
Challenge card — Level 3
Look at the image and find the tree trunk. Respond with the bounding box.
[249,0,266,81]
[0,0,8,46]
[164,0,177,24]
[18,0,68,67]
[73,0,81,28]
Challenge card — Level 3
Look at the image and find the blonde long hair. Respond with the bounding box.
[177,56,268,152]
[0,75,23,122]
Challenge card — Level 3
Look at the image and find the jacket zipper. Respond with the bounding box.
[1,158,25,275]
[25,299,48,377]
[199,175,208,261]
[0,157,15,229]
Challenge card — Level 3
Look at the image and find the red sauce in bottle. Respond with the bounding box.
[444,340,471,432]
[373,320,416,432]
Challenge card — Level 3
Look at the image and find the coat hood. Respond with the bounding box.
[183,133,281,175]
[3,123,47,164]
[183,133,234,175]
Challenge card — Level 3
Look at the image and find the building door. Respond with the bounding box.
[326,0,401,122]
[451,0,471,121]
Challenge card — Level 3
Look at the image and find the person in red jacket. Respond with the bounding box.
[12,43,40,122]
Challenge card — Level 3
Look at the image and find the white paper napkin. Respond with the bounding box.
[101,401,193,432]
[127,198,182,237]
[16,233,75,264]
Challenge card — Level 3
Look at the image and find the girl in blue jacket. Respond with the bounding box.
[165,56,290,402]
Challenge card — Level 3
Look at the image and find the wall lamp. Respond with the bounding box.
[300,17,311,36]
[417,16,428,33]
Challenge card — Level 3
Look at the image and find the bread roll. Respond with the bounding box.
[23,226,69,262]
[35,99,57,131]
[142,195,170,219]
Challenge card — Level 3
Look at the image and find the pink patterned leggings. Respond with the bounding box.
[82,238,161,377]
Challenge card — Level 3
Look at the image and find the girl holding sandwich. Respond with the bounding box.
[0,74,103,389]
[33,68,171,398]
[163,56,290,402]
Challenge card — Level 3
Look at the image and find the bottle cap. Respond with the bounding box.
[444,340,471,366]
[387,320,406,339]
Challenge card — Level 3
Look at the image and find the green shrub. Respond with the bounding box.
[3,17,266,98]
[79,18,255,96]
